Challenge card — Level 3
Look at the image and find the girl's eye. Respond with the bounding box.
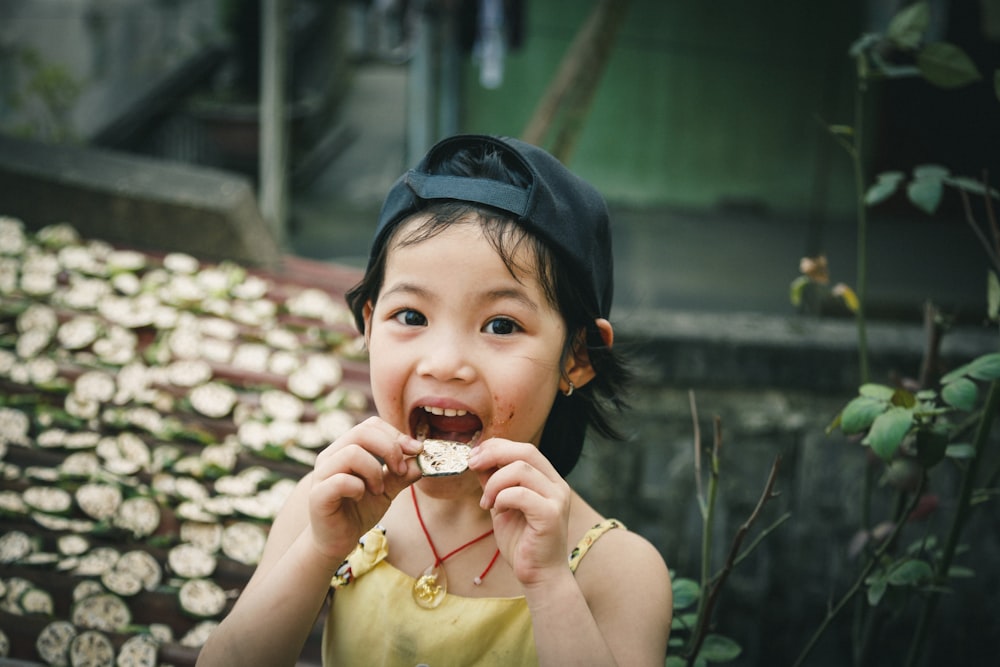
[393,309,426,326]
[484,317,519,335]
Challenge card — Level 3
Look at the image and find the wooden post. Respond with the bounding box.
[259,0,288,245]
[520,0,631,164]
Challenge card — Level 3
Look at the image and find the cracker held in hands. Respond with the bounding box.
[417,439,473,477]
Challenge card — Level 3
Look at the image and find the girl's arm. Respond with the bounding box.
[195,477,334,667]
[526,530,672,666]
[471,439,672,666]
[196,418,423,667]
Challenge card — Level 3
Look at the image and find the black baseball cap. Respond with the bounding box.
[369,134,614,318]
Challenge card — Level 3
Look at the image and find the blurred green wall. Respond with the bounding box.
[460,0,862,220]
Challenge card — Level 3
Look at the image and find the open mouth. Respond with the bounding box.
[410,405,483,445]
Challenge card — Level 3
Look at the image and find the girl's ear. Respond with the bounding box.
[561,319,613,392]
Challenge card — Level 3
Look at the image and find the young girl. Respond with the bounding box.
[197,135,672,666]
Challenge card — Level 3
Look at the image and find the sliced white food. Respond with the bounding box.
[148,623,174,644]
[259,389,304,422]
[168,543,217,579]
[73,580,106,603]
[60,452,102,478]
[0,406,30,445]
[58,534,90,557]
[75,483,123,521]
[20,587,54,614]
[0,530,33,563]
[179,620,218,648]
[0,489,28,514]
[175,501,216,523]
[72,593,132,632]
[23,486,73,514]
[2,577,32,611]
[113,496,160,538]
[32,512,96,533]
[116,633,159,667]
[100,568,143,597]
[221,521,267,565]
[36,619,77,667]
[57,316,102,351]
[74,547,120,576]
[417,439,472,477]
[189,382,238,419]
[178,578,228,618]
[69,630,115,667]
[179,521,223,553]
[74,370,116,403]
[116,550,163,592]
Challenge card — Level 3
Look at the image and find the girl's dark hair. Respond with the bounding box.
[345,145,630,477]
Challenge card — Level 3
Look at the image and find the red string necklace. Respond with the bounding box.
[410,485,501,609]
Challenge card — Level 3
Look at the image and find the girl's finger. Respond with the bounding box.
[478,459,556,511]
[313,443,388,496]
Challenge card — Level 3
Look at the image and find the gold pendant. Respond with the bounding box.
[412,563,447,609]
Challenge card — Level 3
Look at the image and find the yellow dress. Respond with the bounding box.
[324,519,623,667]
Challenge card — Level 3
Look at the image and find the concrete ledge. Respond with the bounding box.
[617,308,997,392]
[0,135,282,268]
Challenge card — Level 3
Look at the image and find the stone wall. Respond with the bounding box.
[569,311,1000,665]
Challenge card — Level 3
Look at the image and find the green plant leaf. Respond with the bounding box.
[867,577,887,606]
[860,383,896,400]
[945,175,1000,199]
[666,656,687,667]
[948,565,975,578]
[886,0,929,50]
[699,634,742,662]
[907,177,943,214]
[964,353,1000,380]
[864,172,904,206]
[945,443,975,459]
[941,377,978,411]
[840,396,888,434]
[941,361,973,384]
[863,406,913,460]
[887,559,933,586]
[912,164,950,180]
[917,42,983,88]
[671,578,701,609]
[789,275,810,307]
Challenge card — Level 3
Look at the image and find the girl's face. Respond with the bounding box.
[363,217,568,448]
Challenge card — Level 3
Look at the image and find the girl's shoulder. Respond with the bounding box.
[568,496,671,604]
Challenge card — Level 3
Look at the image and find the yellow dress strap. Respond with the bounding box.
[568,518,624,573]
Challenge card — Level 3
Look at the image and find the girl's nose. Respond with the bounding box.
[415,331,475,382]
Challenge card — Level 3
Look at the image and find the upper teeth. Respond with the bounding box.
[422,406,468,417]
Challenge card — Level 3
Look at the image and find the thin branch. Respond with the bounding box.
[730,512,792,571]
[686,455,784,664]
[905,379,1000,665]
[791,476,927,667]
[982,169,999,258]
[689,390,706,517]
[917,301,943,390]
[958,188,1000,276]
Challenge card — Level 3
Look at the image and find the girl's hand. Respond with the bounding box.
[308,416,423,560]
[468,438,572,587]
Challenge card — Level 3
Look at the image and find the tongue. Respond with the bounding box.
[426,413,481,443]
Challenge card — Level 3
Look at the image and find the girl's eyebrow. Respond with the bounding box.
[482,287,539,312]
[381,282,538,312]
[380,282,429,300]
